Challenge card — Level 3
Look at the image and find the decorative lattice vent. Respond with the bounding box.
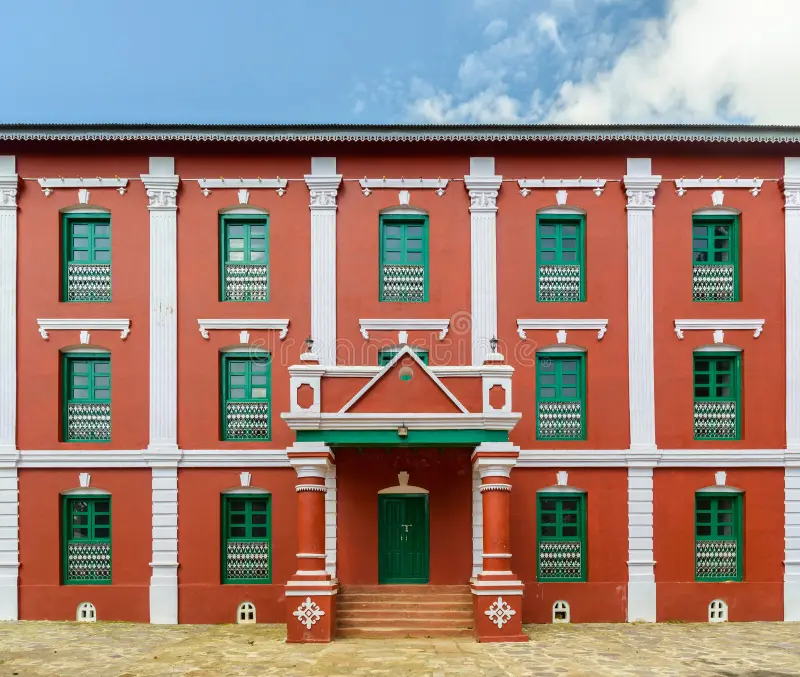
[225,402,270,440]
[695,540,738,580]
[237,601,256,624]
[226,541,270,581]
[76,602,97,623]
[224,264,269,301]
[538,264,581,302]
[709,599,728,623]
[382,264,425,302]
[539,541,582,580]
[67,263,112,302]
[67,403,111,442]
[552,600,570,624]
[537,401,583,439]
[694,401,736,440]
[692,265,735,302]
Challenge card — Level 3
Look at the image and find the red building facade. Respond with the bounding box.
[0,124,798,641]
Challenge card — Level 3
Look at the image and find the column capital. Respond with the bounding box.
[623,175,662,211]
[472,443,520,478]
[288,443,334,478]
[464,175,502,213]
[141,174,179,211]
[305,175,342,210]
[0,176,18,211]
[782,177,800,210]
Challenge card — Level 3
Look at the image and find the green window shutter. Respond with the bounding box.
[693,353,741,440]
[695,493,743,581]
[220,216,269,301]
[63,354,111,442]
[537,493,586,581]
[536,354,585,440]
[62,214,112,302]
[379,215,429,302]
[221,353,271,441]
[537,215,585,302]
[62,495,112,584]
[378,349,429,366]
[222,495,272,584]
[692,215,739,301]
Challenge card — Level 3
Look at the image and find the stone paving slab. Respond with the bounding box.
[0,621,798,676]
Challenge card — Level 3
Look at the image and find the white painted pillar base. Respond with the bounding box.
[149,465,179,624]
[472,466,482,579]
[785,464,800,621]
[465,158,501,367]
[305,158,342,367]
[0,464,19,621]
[627,466,656,622]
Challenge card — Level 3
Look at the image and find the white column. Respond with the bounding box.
[623,159,661,452]
[465,158,501,367]
[142,157,180,624]
[784,158,800,452]
[324,463,337,577]
[783,158,800,620]
[0,157,18,455]
[627,466,656,622]
[149,465,178,624]
[305,158,342,367]
[472,467,483,578]
[0,158,19,621]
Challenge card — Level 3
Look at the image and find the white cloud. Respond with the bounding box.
[403,0,800,125]
[536,13,565,52]
[484,18,508,40]
[549,0,800,123]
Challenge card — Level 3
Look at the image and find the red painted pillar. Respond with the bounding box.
[472,445,527,642]
[285,446,337,643]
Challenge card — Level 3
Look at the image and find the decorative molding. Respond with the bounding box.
[282,412,521,432]
[785,159,800,454]
[518,177,607,197]
[179,449,290,467]
[358,177,448,197]
[198,177,287,197]
[198,318,289,340]
[674,177,764,197]
[517,318,608,341]
[484,597,516,628]
[673,318,764,339]
[293,597,325,629]
[36,318,131,340]
[358,318,449,340]
[37,177,128,197]
[0,161,18,466]
[516,448,789,467]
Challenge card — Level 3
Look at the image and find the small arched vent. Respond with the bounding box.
[552,600,570,624]
[76,601,97,622]
[708,599,728,623]
[237,601,256,624]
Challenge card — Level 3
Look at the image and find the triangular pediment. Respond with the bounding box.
[340,346,468,414]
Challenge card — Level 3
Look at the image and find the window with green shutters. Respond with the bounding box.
[62,214,112,302]
[222,495,271,584]
[379,214,429,302]
[221,353,270,441]
[62,496,111,584]
[537,215,585,302]
[378,348,429,366]
[695,492,743,581]
[693,353,741,440]
[536,354,585,440]
[63,354,111,442]
[692,215,739,301]
[537,492,586,581]
[220,215,269,301]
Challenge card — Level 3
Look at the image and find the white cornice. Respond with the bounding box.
[359,178,448,197]
[673,318,764,339]
[359,318,450,340]
[37,177,128,197]
[198,318,290,340]
[675,177,764,197]
[18,450,148,467]
[197,177,288,197]
[517,319,608,341]
[517,448,789,467]
[518,178,607,197]
[179,449,290,467]
[281,412,522,431]
[37,318,131,340]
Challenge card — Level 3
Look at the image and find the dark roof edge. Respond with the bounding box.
[0,123,799,143]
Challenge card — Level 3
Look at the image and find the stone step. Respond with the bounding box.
[337,627,475,639]
[338,593,473,603]
[339,585,470,594]
[338,616,472,629]
[337,601,473,612]
[337,608,474,621]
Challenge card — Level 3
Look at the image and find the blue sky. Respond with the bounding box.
[1,0,797,124]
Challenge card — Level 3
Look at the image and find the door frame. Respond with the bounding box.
[377,493,430,584]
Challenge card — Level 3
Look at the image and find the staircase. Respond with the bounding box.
[336,585,474,638]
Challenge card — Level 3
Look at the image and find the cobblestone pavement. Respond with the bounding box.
[0,622,799,677]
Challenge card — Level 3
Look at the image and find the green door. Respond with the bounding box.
[378,494,430,584]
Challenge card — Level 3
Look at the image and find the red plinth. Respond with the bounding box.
[285,588,337,643]
[472,589,527,642]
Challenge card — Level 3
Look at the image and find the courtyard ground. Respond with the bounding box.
[0,621,798,676]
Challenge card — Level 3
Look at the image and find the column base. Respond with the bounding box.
[150,565,179,624]
[471,579,527,643]
[285,581,338,643]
